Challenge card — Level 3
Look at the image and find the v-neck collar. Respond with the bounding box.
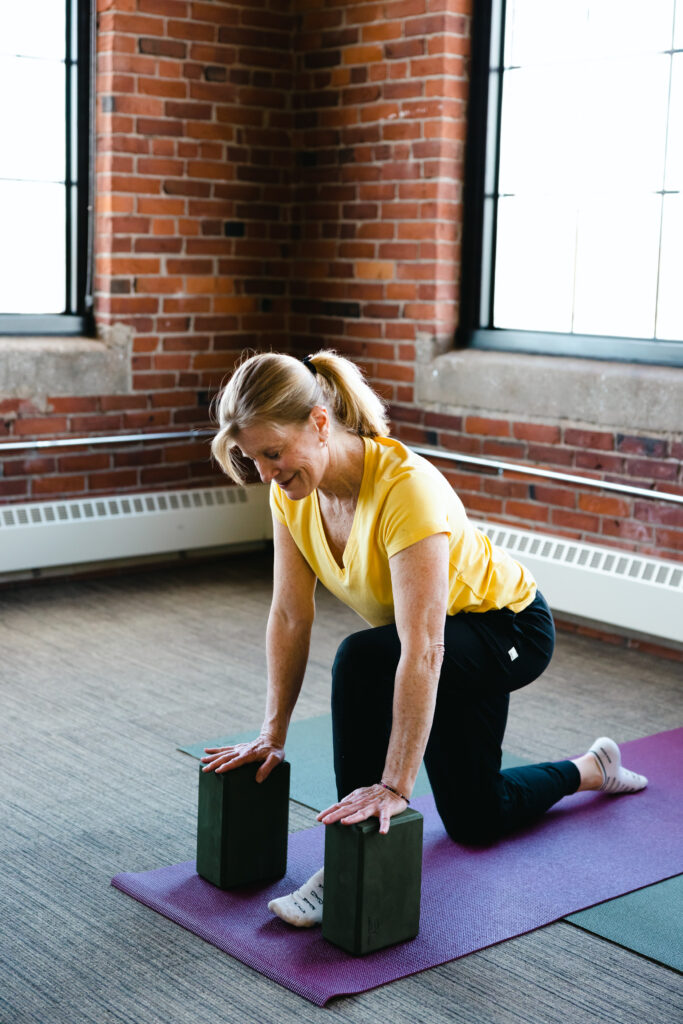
[313,435,369,576]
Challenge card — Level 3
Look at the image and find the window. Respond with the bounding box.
[0,0,93,335]
[459,0,683,366]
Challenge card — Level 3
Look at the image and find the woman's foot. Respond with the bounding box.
[573,736,648,794]
[268,867,324,927]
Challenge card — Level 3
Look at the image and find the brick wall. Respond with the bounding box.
[285,0,683,566]
[0,0,681,573]
[0,0,295,503]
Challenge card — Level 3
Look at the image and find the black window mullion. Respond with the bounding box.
[65,0,73,316]
[77,0,95,321]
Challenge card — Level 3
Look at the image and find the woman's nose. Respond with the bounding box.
[256,460,276,483]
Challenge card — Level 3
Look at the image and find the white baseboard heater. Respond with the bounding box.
[0,485,272,576]
[473,520,683,645]
[0,486,680,645]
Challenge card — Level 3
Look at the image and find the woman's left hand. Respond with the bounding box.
[316,784,408,835]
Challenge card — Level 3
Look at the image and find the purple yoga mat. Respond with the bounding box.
[112,729,682,1006]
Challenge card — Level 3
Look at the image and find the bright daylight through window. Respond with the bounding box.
[492,0,682,347]
[0,2,82,319]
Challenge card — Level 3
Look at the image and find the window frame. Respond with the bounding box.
[457,0,683,368]
[0,0,94,337]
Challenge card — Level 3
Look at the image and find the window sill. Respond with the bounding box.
[415,339,683,434]
[0,324,132,400]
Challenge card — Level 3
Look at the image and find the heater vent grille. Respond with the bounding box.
[0,486,249,531]
[473,521,683,592]
[0,484,271,579]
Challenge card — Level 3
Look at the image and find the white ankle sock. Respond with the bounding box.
[268,867,324,927]
[589,736,648,794]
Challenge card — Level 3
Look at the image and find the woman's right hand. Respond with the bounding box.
[200,737,285,783]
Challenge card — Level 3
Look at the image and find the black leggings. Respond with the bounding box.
[331,591,580,844]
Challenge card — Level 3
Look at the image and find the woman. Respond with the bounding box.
[202,350,647,928]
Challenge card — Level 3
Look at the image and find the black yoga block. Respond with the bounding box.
[322,808,423,955]
[196,760,290,889]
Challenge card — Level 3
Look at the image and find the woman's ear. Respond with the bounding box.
[309,405,330,436]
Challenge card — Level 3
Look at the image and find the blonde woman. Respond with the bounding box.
[202,350,647,927]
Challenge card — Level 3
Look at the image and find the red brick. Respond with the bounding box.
[551,509,600,532]
[140,465,191,485]
[424,412,463,431]
[578,493,632,517]
[2,457,57,477]
[625,458,678,481]
[163,442,209,462]
[465,416,511,437]
[33,475,87,496]
[527,444,575,467]
[465,494,504,515]
[133,373,177,390]
[69,415,123,433]
[505,500,550,523]
[600,518,654,543]
[563,428,614,451]
[149,390,198,407]
[137,117,185,136]
[14,418,68,436]
[58,454,111,473]
[575,451,625,473]
[634,501,683,527]
[123,411,173,429]
[512,422,561,444]
[100,396,150,412]
[0,480,30,499]
[138,0,189,16]
[48,397,100,414]
[481,440,526,459]
[616,434,669,457]
[655,528,683,551]
[375,361,414,382]
[385,39,424,60]
[88,470,140,490]
[531,485,576,509]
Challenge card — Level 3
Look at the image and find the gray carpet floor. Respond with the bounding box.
[1,550,681,1024]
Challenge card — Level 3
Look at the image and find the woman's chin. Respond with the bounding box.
[280,473,312,499]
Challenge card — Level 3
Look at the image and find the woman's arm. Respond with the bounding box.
[261,518,317,749]
[381,530,449,797]
[318,531,449,831]
[202,516,317,781]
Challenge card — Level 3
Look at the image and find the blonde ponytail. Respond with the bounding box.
[211,349,389,483]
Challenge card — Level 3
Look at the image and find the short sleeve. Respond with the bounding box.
[269,481,287,526]
[381,471,451,559]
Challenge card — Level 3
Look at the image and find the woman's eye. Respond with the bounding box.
[266,452,280,460]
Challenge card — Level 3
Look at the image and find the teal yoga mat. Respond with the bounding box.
[178,713,525,812]
[566,874,683,972]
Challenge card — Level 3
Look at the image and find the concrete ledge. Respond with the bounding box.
[415,343,683,434]
[0,323,132,401]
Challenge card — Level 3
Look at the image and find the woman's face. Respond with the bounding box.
[235,413,327,500]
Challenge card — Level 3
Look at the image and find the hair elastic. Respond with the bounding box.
[302,354,317,377]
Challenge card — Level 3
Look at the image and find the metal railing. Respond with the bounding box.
[0,430,681,506]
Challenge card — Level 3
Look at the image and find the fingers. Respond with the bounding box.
[255,750,283,783]
[200,741,285,775]
[316,785,405,833]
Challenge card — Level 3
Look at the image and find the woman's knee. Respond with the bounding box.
[331,625,400,692]
[436,791,506,846]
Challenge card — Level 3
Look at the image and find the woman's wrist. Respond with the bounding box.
[380,780,411,805]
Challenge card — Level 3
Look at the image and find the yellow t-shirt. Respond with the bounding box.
[269,435,536,627]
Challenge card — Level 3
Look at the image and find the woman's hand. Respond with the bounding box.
[316,784,408,835]
[200,737,284,783]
